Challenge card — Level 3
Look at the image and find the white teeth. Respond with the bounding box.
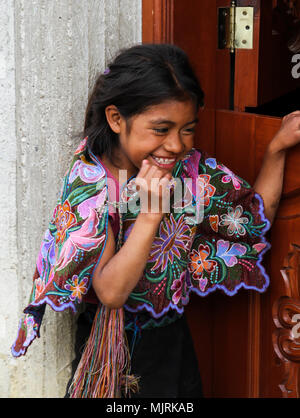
[152,156,176,164]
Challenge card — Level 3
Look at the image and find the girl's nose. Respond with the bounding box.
[164,133,185,155]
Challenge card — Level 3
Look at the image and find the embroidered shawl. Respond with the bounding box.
[11,138,270,357]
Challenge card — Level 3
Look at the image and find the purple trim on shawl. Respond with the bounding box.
[254,192,271,234]
[11,319,38,357]
[193,192,271,297]
[124,299,185,319]
[11,297,78,357]
[251,192,272,286]
[25,296,77,313]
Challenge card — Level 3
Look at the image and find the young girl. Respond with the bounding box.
[11,44,300,398]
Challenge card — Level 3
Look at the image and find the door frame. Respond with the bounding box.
[142,0,173,43]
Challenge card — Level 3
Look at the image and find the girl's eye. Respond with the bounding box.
[182,128,195,135]
[153,128,169,135]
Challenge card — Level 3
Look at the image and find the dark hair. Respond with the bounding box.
[83,43,204,164]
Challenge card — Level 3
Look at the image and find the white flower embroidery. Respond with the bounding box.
[219,205,249,236]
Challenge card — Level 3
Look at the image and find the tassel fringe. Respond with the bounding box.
[69,304,139,398]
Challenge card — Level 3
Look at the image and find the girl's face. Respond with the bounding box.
[106,100,198,178]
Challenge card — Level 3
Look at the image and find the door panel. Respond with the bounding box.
[234,0,262,110]
[173,0,233,109]
[236,0,300,110]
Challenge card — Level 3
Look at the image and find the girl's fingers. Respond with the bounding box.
[138,162,159,180]
[136,159,151,178]
[284,111,300,122]
[142,165,164,183]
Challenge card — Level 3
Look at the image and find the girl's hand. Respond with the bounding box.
[135,160,172,221]
[268,111,300,154]
[254,111,300,224]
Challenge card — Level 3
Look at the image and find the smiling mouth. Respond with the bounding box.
[150,155,177,168]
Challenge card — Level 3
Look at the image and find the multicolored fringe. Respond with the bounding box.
[69,304,139,398]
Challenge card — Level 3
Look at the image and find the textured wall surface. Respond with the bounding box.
[0,0,141,398]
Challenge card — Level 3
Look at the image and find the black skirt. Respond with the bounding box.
[65,303,203,398]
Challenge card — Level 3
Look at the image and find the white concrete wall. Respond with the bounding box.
[0,0,141,398]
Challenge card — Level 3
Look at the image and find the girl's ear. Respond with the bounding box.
[105,105,122,134]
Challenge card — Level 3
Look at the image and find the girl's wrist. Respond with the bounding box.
[266,139,287,158]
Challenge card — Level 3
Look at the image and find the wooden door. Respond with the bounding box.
[142,0,300,397]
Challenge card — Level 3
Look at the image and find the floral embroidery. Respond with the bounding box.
[69,157,105,184]
[219,205,249,236]
[40,229,56,265]
[197,277,208,292]
[23,315,38,348]
[171,271,187,305]
[209,214,219,232]
[217,164,243,190]
[196,174,216,206]
[34,277,46,300]
[148,214,191,271]
[182,148,201,181]
[56,208,105,271]
[64,275,89,302]
[253,243,267,253]
[74,137,88,155]
[188,244,217,279]
[205,158,217,169]
[54,199,77,244]
[216,239,247,267]
[36,229,56,282]
[77,188,107,219]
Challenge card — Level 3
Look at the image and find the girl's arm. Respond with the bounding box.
[92,214,161,308]
[254,111,300,224]
[92,160,171,308]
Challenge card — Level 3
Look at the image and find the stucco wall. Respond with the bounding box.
[0,0,141,398]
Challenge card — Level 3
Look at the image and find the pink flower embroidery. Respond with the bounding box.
[69,157,105,184]
[56,209,105,271]
[253,243,267,253]
[77,188,107,219]
[217,164,243,190]
[198,277,208,292]
[171,271,187,305]
[74,137,88,154]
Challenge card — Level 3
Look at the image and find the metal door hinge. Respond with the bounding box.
[218,1,254,52]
